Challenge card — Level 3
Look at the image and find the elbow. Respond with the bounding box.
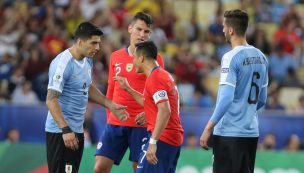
[46,99,52,109]
[164,109,171,120]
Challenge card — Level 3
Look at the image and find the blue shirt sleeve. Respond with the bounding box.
[219,54,238,87]
[48,56,71,93]
[210,84,235,124]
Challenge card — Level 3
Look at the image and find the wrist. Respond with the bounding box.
[62,126,73,134]
[149,138,157,145]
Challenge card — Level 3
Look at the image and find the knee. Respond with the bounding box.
[94,162,109,173]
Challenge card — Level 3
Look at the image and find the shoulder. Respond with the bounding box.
[111,48,127,58]
[149,69,170,85]
[51,49,73,68]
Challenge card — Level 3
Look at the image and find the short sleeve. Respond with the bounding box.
[148,78,169,105]
[219,54,237,87]
[48,56,71,93]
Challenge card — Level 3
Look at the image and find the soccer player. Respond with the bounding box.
[199,9,268,173]
[45,22,128,173]
[94,12,164,173]
[114,41,183,173]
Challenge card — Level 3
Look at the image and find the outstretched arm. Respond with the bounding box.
[89,83,129,121]
[113,76,144,106]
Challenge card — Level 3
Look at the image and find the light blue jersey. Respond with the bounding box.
[212,45,268,137]
[45,49,93,133]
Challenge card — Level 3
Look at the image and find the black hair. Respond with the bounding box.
[135,41,157,60]
[74,22,103,40]
[224,9,249,36]
[131,12,153,27]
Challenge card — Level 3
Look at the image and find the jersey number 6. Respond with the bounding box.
[248,72,260,104]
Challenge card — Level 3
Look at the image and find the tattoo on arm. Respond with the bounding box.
[46,89,61,100]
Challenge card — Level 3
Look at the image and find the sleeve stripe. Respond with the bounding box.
[219,82,236,87]
[47,86,62,93]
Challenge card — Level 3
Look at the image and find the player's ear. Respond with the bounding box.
[228,27,234,35]
[128,24,133,34]
[140,55,144,63]
[76,38,82,46]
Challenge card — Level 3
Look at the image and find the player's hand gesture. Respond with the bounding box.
[109,103,129,121]
[135,112,146,126]
[62,132,79,151]
[146,144,158,165]
[113,76,131,91]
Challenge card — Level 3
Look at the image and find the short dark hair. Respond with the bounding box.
[135,41,157,60]
[224,9,248,36]
[74,22,103,40]
[131,12,153,27]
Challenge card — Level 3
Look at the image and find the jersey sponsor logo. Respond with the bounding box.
[221,68,229,73]
[97,142,103,149]
[126,63,133,72]
[65,164,72,173]
[115,63,123,66]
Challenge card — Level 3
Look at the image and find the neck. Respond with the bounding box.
[128,45,135,56]
[230,36,247,49]
[69,45,84,60]
[143,61,159,76]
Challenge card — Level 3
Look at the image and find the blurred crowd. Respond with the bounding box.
[0,0,303,113]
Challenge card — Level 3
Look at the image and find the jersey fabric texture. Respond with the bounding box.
[144,67,184,146]
[45,49,93,133]
[212,45,268,137]
[106,48,164,127]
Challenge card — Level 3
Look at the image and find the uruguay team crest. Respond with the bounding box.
[126,63,133,72]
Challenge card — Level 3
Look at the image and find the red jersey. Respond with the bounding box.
[144,67,184,146]
[106,48,164,127]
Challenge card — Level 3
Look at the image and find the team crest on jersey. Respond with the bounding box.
[65,164,72,173]
[126,63,133,72]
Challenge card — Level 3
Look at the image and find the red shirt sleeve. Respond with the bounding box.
[106,54,115,100]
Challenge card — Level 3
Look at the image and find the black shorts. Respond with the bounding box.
[46,132,84,173]
[212,135,258,173]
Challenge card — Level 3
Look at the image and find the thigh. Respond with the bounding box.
[213,135,258,173]
[212,135,235,173]
[128,127,148,162]
[46,132,84,173]
[46,132,64,173]
[239,137,258,173]
[95,124,128,165]
[136,140,180,173]
[63,133,84,173]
